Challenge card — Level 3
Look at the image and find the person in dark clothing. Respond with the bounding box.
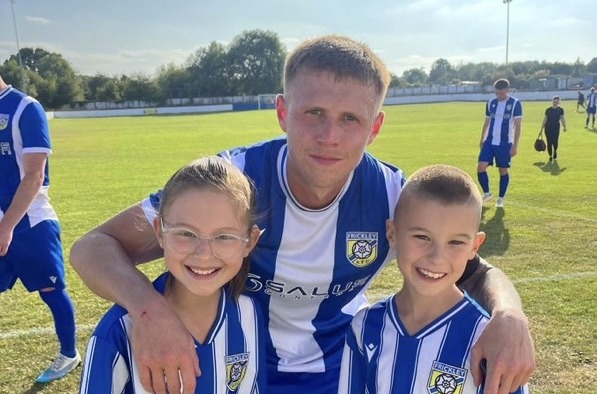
[577,90,585,112]
[541,96,567,162]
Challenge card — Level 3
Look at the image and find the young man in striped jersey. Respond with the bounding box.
[0,75,80,383]
[339,164,529,394]
[71,36,534,394]
[477,78,522,208]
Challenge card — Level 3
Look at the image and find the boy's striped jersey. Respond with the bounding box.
[338,294,529,394]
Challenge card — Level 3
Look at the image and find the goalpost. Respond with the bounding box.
[257,94,279,110]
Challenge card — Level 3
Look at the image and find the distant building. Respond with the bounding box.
[583,74,597,88]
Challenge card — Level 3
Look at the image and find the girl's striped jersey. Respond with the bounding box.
[80,273,267,393]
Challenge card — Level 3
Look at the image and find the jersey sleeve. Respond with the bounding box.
[338,315,367,394]
[513,99,523,118]
[20,99,51,153]
[79,335,133,394]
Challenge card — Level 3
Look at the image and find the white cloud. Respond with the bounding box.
[25,16,51,25]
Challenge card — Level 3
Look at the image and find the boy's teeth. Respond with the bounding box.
[418,268,445,279]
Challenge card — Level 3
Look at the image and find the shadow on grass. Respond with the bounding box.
[533,160,567,176]
[22,384,49,393]
[479,206,509,257]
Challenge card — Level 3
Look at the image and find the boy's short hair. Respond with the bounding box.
[493,78,510,90]
[552,96,560,101]
[396,164,482,220]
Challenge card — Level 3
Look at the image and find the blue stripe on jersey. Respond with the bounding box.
[485,96,522,145]
[437,303,478,366]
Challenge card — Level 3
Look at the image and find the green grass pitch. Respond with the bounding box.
[0,101,595,393]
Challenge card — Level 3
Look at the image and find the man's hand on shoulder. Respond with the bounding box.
[470,308,535,394]
[131,294,200,394]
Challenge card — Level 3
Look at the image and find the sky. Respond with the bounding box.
[0,0,594,79]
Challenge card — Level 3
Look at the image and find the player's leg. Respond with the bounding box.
[11,220,80,383]
[477,143,494,203]
[494,144,512,207]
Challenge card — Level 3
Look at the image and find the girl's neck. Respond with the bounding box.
[165,279,221,344]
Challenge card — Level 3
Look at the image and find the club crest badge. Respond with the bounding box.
[427,360,467,394]
[346,232,377,267]
[0,114,9,131]
[225,352,249,391]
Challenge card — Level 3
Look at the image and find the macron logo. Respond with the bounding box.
[365,343,377,362]
[49,276,57,284]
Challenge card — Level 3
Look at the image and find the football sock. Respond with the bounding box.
[39,288,77,357]
[477,171,490,193]
[499,173,510,198]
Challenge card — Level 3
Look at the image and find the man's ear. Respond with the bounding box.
[276,94,288,133]
[368,111,385,145]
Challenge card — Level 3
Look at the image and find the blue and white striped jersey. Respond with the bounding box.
[338,294,529,394]
[144,138,406,388]
[80,273,268,394]
[485,96,522,146]
[0,85,57,228]
[587,91,597,109]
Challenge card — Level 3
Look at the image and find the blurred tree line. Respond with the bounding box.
[1,28,595,109]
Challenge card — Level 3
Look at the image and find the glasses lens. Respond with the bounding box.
[210,234,246,259]
[167,228,199,255]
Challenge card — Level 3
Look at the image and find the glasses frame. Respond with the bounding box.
[160,218,249,259]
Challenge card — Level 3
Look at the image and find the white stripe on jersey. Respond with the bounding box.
[489,100,507,145]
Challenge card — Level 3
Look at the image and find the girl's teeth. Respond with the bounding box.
[190,267,216,275]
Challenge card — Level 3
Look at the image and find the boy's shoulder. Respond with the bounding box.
[351,296,394,331]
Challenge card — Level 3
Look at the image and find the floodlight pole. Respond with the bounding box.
[9,0,27,92]
[503,0,512,67]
